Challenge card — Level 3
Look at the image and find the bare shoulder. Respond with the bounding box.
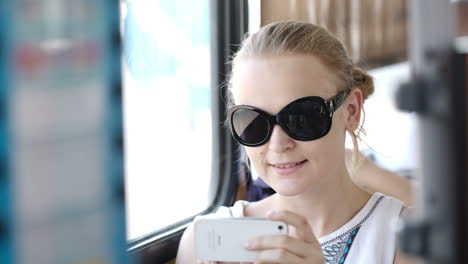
[175,223,197,264]
[243,195,275,217]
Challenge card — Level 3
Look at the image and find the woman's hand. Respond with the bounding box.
[244,210,325,264]
[346,149,415,207]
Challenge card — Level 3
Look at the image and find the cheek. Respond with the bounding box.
[302,141,341,175]
[326,111,347,145]
[333,109,348,132]
[302,121,346,162]
[244,147,265,167]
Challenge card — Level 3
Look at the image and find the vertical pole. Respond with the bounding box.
[401,0,467,263]
[0,1,13,263]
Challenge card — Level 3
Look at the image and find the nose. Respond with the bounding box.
[268,125,295,152]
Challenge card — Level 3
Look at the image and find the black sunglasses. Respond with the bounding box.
[227,90,349,147]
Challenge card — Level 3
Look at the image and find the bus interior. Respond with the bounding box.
[0,0,466,263]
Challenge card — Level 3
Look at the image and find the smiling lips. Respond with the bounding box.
[270,160,307,175]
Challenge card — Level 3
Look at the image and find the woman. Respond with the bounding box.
[177,21,412,264]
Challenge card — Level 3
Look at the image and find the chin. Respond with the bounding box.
[275,189,303,197]
[271,180,309,197]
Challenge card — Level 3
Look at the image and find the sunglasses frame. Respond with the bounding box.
[227,89,350,147]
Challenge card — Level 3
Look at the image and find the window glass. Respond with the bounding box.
[121,0,212,240]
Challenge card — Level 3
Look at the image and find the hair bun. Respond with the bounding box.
[353,67,374,101]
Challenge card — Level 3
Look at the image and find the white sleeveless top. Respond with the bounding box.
[210,192,404,264]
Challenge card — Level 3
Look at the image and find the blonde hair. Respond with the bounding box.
[228,21,374,170]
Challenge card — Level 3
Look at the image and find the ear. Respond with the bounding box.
[344,88,363,131]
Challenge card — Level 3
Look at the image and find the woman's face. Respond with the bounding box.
[231,55,360,196]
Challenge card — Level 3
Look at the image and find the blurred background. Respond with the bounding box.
[0,0,466,263]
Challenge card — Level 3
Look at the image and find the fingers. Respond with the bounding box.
[266,210,317,244]
[245,211,324,263]
[245,234,307,258]
[245,234,325,263]
[255,248,302,263]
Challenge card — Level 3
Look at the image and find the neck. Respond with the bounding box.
[272,166,371,238]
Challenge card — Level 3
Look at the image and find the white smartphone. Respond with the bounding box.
[194,217,289,262]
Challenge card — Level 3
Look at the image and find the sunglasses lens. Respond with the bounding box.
[232,109,270,145]
[280,99,330,140]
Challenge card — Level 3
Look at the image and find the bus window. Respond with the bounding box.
[120,0,212,241]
